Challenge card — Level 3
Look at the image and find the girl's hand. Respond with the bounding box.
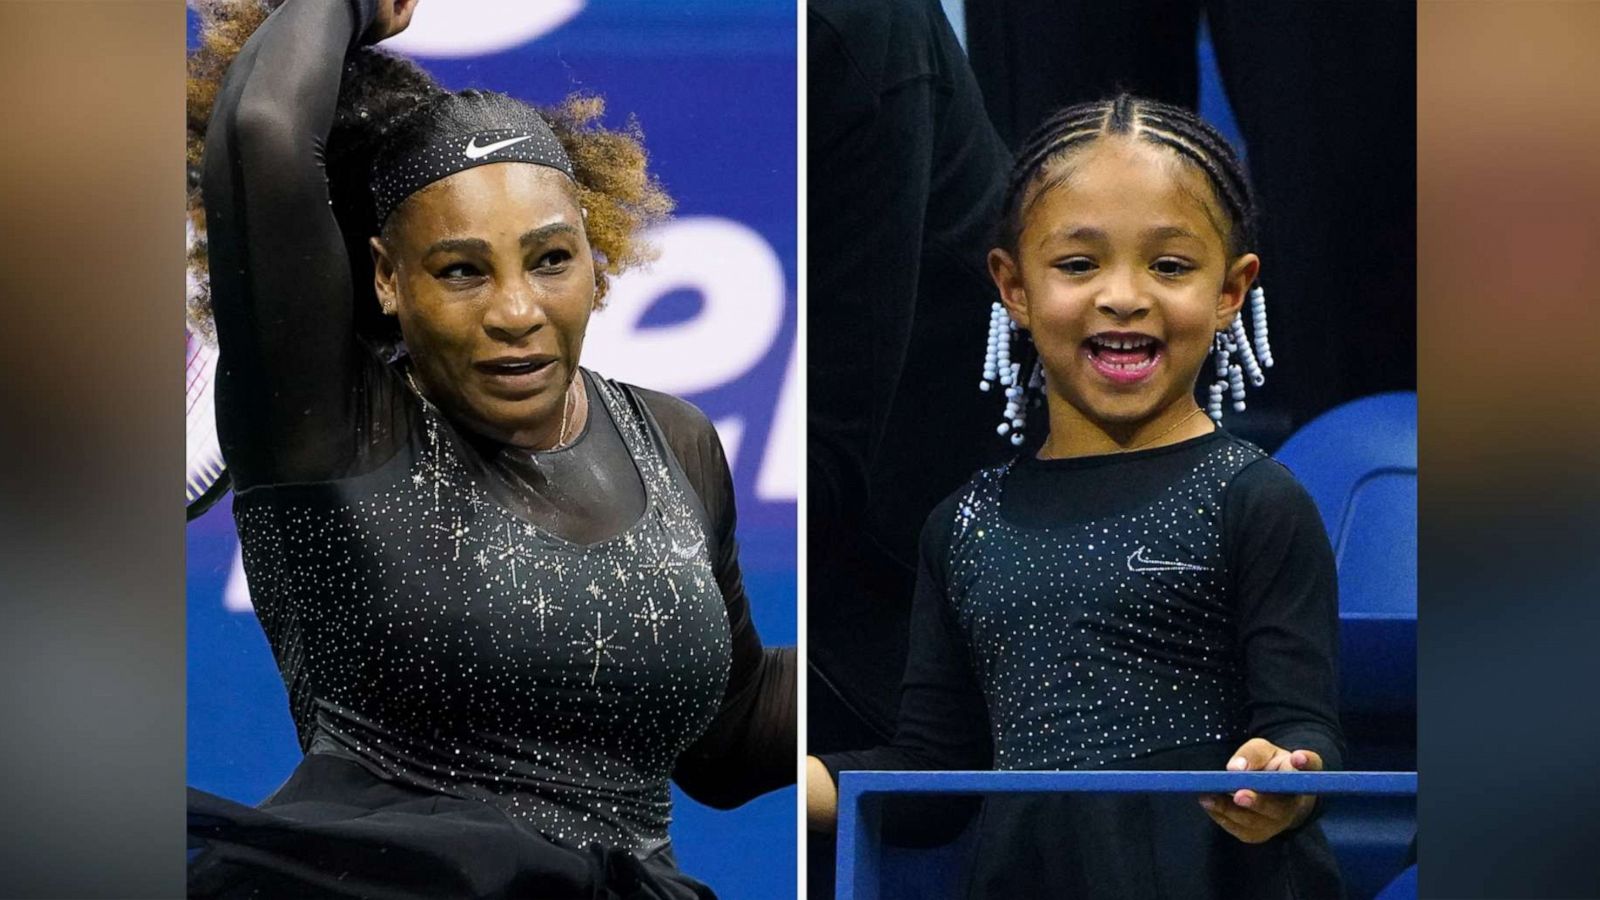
[806,756,839,833]
[365,0,420,44]
[1198,737,1321,844]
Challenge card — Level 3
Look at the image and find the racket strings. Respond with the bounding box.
[187,330,228,513]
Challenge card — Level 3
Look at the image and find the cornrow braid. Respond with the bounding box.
[980,94,1275,442]
[1001,107,1109,227]
[996,93,1258,257]
[1133,103,1256,253]
[1106,91,1137,131]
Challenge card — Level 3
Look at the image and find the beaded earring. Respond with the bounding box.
[983,286,1278,440]
[1205,285,1274,423]
[979,301,1031,446]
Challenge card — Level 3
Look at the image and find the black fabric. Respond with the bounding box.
[805,5,1012,892]
[821,431,1344,899]
[962,744,1341,900]
[805,0,1012,749]
[225,374,758,854]
[195,0,793,892]
[966,0,1416,439]
[188,755,714,900]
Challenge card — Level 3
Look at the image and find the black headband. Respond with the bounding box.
[371,121,575,226]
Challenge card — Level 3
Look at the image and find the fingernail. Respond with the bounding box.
[1235,793,1254,809]
[1228,757,1246,771]
[1199,798,1214,810]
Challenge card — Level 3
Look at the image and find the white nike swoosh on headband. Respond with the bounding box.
[1126,545,1212,573]
[464,134,534,160]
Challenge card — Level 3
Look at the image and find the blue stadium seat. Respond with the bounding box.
[1275,391,1417,719]
[1374,863,1417,900]
[1274,391,1418,899]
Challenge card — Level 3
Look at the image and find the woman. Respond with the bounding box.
[185,1,794,896]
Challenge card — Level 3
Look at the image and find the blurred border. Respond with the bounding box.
[0,2,184,896]
[1418,1,1600,896]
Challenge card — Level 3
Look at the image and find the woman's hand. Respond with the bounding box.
[1198,737,1321,844]
[365,0,419,44]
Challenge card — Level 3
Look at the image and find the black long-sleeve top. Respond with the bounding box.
[199,0,793,853]
[821,431,1345,899]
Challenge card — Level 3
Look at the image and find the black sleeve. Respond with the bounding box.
[638,390,796,809]
[1223,458,1345,771]
[818,495,994,780]
[200,0,384,489]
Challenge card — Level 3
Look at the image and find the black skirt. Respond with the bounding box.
[187,753,716,900]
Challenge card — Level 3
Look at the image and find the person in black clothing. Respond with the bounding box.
[806,2,1012,892]
[185,1,793,897]
[806,96,1344,899]
[805,0,1012,773]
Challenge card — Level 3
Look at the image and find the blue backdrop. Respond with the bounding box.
[186,2,797,896]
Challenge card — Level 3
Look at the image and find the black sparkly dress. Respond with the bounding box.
[188,1,793,896]
[821,431,1345,899]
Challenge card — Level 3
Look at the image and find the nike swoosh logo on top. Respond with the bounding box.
[464,134,534,160]
[1126,545,1212,573]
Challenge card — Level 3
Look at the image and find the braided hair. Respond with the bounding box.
[997,93,1258,260]
[982,94,1273,442]
[185,0,672,346]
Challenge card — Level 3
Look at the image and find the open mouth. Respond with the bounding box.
[478,358,553,375]
[1083,333,1163,383]
[475,356,559,392]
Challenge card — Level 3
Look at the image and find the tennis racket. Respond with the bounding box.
[187,325,231,521]
[187,211,230,521]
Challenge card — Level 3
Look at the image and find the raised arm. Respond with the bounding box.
[200,0,380,488]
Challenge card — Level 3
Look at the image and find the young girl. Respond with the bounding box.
[807,94,1344,899]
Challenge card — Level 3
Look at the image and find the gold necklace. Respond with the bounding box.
[1116,406,1209,454]
[405,368,579,451]
[1039,406,1211,460]
[552,377,576,449]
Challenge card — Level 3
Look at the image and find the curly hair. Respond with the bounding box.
[185,0,673,344]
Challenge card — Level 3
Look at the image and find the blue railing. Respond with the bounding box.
[835,770,1418,900]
